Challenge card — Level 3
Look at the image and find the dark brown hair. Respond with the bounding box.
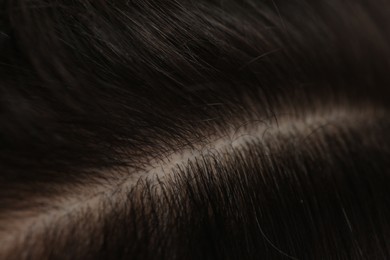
[0,0,389,259]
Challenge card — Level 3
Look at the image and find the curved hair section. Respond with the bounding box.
[0,0,389,259]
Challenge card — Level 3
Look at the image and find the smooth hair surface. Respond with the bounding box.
[0,0,389,259]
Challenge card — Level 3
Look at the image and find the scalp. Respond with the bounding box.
[0,0,389,259]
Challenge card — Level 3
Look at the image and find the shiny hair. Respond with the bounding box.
[0,0,389,259]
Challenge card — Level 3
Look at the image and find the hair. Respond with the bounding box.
[0,0,389,259]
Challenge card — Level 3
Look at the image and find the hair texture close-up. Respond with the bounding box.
[0,0,390,259]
